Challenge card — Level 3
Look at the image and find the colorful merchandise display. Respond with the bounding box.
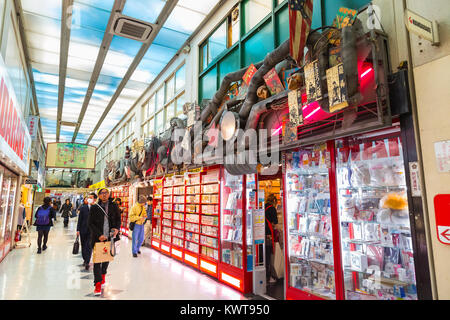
[283,130,418,300]
[110,185,130,237]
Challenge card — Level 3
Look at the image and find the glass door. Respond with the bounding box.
[335,134,418,300]
[0,166,10,252]
[4,171,17,250]
[285,143,336,299]
[220,171,243,269]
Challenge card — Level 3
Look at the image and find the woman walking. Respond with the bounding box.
[265,194,279,284]
[33,197,56,254]
[60,199,72,228]
[88,188,121,296]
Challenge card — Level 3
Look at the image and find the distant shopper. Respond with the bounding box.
[77,193,97,270]
[34,197,56,254]
[265,194,278,284]
[52,202,58,222]
[129,195,147,257]
[56,198,62,211]
[60,199,73,228]
[88,188,120,296]
[145,196,153,222]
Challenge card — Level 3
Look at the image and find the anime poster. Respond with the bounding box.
[263,68,285,95]
[283,121,298,145]
[304,60,322,103]
[326,63,349,113]
[242,63,258,85]
[288,89,303,126]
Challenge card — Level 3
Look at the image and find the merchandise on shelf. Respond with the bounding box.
[285,144,336,299]
[335,136,417,300]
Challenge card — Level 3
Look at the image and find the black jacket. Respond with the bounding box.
[60,203,72,218]
[76,204,91,234]
[88,199,121,248]
[265,203,278,236]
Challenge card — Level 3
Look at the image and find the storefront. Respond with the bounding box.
[0,53,32,262]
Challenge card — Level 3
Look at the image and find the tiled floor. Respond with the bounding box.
[0,217,245,300]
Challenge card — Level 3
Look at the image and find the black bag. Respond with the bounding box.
[72,236,80,255]
[71,209,77,218]
[129,221,135,231]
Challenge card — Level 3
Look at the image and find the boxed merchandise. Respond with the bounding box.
[202,184,219,194]
[173,220,184,229]
[185,222,199,233]
[186,214,199,223]
[185,241,199,253]
[350,251,368,272]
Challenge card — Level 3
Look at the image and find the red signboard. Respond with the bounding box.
[433,194,450,245]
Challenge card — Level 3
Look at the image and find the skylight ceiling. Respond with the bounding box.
[21,0,220,147]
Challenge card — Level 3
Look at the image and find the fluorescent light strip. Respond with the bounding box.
[200,260,216,273]
[221,272,241,288]
[304,107,321,120]
[184,254,197,265]
[361,68,373,79]
[172,248,182,257]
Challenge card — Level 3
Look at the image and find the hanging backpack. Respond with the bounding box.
[35,206,51,226]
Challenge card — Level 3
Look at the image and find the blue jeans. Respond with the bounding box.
[132,224,145,254]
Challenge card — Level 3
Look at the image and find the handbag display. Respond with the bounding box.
[93,241,114,263]
[72,236,80,255]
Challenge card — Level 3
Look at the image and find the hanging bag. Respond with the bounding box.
[72,235,80,255]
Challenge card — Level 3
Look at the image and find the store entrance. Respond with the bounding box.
[258,172,285,300]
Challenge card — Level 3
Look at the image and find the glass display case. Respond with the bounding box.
[221,171,244,269]
[151,178,163,250]
[285,144,337,300]
[336,135,418,300]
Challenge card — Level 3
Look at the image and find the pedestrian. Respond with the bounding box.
[145,196,153,222]
[129,195,147,257]
[52,201,58,222]
[265,194,279,284]
[60,199,73,228]
[88,188,121,296]
[77,193,97,270]
[33,197,56,254]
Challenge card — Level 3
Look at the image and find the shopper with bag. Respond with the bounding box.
[34,197,56,254]
[129,195,147,258]
[265,194,279,284]
[88,188,121,296]
[77,193,97,270]
[60,199,73,228]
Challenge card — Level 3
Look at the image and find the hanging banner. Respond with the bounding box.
[27,115,39,140]
[305,60,322,103]
[0,54,32,174]
[327,63,349,113]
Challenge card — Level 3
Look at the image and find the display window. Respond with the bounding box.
[335,134,418,300]
[111,185,130,237]
[285,143,337,300]
[151,178,163,250]
[220,171,244,269]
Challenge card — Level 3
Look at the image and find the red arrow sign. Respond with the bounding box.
[441,228,450,242]
[434,195,450,245]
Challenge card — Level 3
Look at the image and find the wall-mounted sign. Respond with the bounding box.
[434,194,450,245]
[409,162,422,197]
[0,54,32,174]
[25,179,38,185]
[405,9,440,46]
[434,140,450,172]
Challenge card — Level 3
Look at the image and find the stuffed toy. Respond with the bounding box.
[287,73,303,90]
[257,85,270,100]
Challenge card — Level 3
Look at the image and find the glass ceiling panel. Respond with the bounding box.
[75,0,115,12]
[153,27,189,50]
[21,0,62,20]
[71,1,112,33]
[122,0,166,24]
[22,12,61,39]
[164,5,206,34]
[178,0,220,15]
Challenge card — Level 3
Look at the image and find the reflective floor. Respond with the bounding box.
[0,217,246,300]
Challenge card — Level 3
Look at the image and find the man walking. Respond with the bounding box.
[77,193,97,270]
[88,188,121,296]
[129,195,147,257]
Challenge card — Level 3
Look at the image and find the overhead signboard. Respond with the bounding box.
[46,142,96,169]
[25,179,38,185]
[434,194,450,245]
[405,9,440,46]
[0,54,32,174]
